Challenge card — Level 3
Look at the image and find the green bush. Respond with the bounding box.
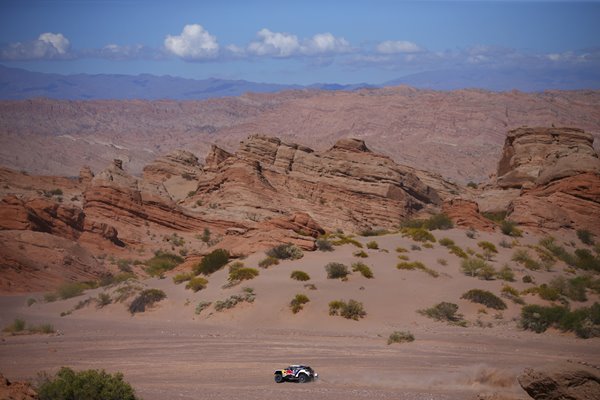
[512,249,541,270]
[258,256,279,268]
[353,250,368,258]
[330,234,363,248]
[395,247,408,253]
[328,299,366,320]
[478,241,498,254]
[290,270,310,281]
[315,238,334,251]
[461,257,494,279]
[145,252,184,276]
[461,289,507,310]
[574,249,600,272]
[401,227,436,243]
[325,262,350,279]
[195,301,212,315]
[424,213,454,230]
[2,318,26,333]
[397,261,438,277]
[496,265,515,281]
[548,276,590,302]
[266,244,304,260]
[56,282,91,300]
[352,262,374,278]
[448,245,468,259]
[501,285,525,305]
[290,294,310,314]
[482,211,507,223]
[186,277,209,292]
[501,220,522,237]
[173,272,194,284]
[359,228,389,236]
[214,288,255,311]
[539,237,577,266]
[27,298,37,307]
[194,249,229,275]
[418,302,466,326]
[522,275,534,284]
[366,241,379,250]
[387,330,415,345]
[228,267,259,282]
[97,293,111,308]
[439,238,454,247]
[577,229,595,245]
[37,367,139,400]
[128,289,166,314]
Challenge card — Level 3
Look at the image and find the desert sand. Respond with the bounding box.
[1,229,598,399]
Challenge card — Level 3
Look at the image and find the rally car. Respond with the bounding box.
[274,365,318,383]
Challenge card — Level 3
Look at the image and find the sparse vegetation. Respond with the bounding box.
[194,249,229,275]
[482,211,507,223]
[266,244,304,260]
[353,250,368,258]
[316,238,334,251]
[200,227,211,243]
[395,246,408,253]
[411,244,422,251]
[499,238,513,248]
[466,228,477,239]
[519,303,600,338]
[501,285,525,305]
[478,241,498,254]
[439,238,454,247]
[37,367,139,400]
[397,261,439,277]
[418,302,467,326]
[401,227,436,243]
[387,330,415,345]
[195,301,212,314]
[437,258,448,266]
[186,277,209,292]
[3,318,55,335]
[55,282,92,300]
[522,275,534,284]
[228,267,259,283]
[2,318,25,333]
[359,228,389,237]
[512,249,541,271]
[27,298,37,307]
[328,299,366,320]
[577,229,595,245]
[500,220,522,237]
[461,289,507,310]
[366,241,379,250]
[496,265,515,282]
[97,293,111,308]
[290,270,310,281]
[145,252,184,276]
[352,262,374,278]
[330,233,363,248]
[447,244,468,259]
[214,288,256,311]
[128,289,166,314]
[461,257,495,280]
[173,272,194,284]
[258,256,279,268]
[325,262,350,280]
[290,294,310,314]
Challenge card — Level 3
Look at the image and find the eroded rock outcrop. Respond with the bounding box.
[497,127,600,189]
[518,362,600,400]
[442,199,497,231]
[0,373,38,400]
[196,135,441,231]
[142,149,201,182]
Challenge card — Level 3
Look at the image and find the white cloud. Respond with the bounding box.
[0,32,71,60]
[302,33,351,55]
[164,24,219,60]
[376,40,421,54]
[247,29,300,57]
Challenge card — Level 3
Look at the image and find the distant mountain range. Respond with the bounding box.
[0,64,599,100]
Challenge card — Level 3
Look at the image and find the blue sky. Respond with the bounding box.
[1,0,599,84]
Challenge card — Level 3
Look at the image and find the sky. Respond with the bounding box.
[0,0,599,85]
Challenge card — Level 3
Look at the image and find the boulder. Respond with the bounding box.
[518,362,600,400]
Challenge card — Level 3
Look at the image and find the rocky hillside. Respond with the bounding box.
[1,88,600,183]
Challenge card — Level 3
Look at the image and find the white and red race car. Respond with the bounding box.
[274,365,318,383]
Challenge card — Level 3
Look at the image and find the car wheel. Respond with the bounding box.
[298,373,308,383]
[274,374,284,383]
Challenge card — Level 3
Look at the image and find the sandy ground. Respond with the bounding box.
[1,229,599,399]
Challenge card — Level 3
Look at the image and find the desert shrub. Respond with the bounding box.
[316,238,334,251]
[290,294,310,314]
[398,255,410,261]
[439,238,454,247]
[512,249,541,270]
[366,241,379,250]
[539,237,577,266]
[522,275,534,284]
[448,245,468,259]
[424,213,453,230]
[387,331,415,345]
[112,283,143,303]
[37,367,139,400]
[499,238,513,249]
[194,249,229,275]
[325,262,350,279]
[359,228,389,236]
[411,244,421,251]
[195,301,212,314]
[534,284,561,301]
[574,249,600,272]
[27,298,37,307]
[461,289,507,310]
[577,229,595,245]
[353,250,368,258]
[520,304,600,338]
[352,262,374,279]
[304,283,317,290]
[328,299,366,320]
[330,234,363,248]
[29,323,55,334]
[466,228,477,239]
[482,211,507,223]
[496,265,515,282]
[467,181,478,189]
[418,302,466,326]
[164,233,185,247]
[548,276,589,302]
[128,289,166,314]
[173,272,194,284]
[501,285,525,305]
[214,288,255,311]
[290,270,311,281]
[258,256,279,268]
[266,244,304,260]
[116,259,133,273]
[461,257,494,279]
[437,258,448,266]
[401,227,436,243]
[501,220,522,237]
[478,241,498,254]
[397,261,438,277]
[145,252,184,276]
[2,318,26,333]
[97,293,111,308]
[55,282,91,300]
[423,242,434,249]
[395,247,408,253]
[186,277,209,292]
[228,267,259,282]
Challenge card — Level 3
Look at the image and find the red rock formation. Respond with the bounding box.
[0,373,38,400]
[518,361,600,400]
[204,144,233,171]
[442,199,497,231]
[142,149,201,182]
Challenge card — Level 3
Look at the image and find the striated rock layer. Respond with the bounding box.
[518,362,600,400]
[193,135,443,232]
